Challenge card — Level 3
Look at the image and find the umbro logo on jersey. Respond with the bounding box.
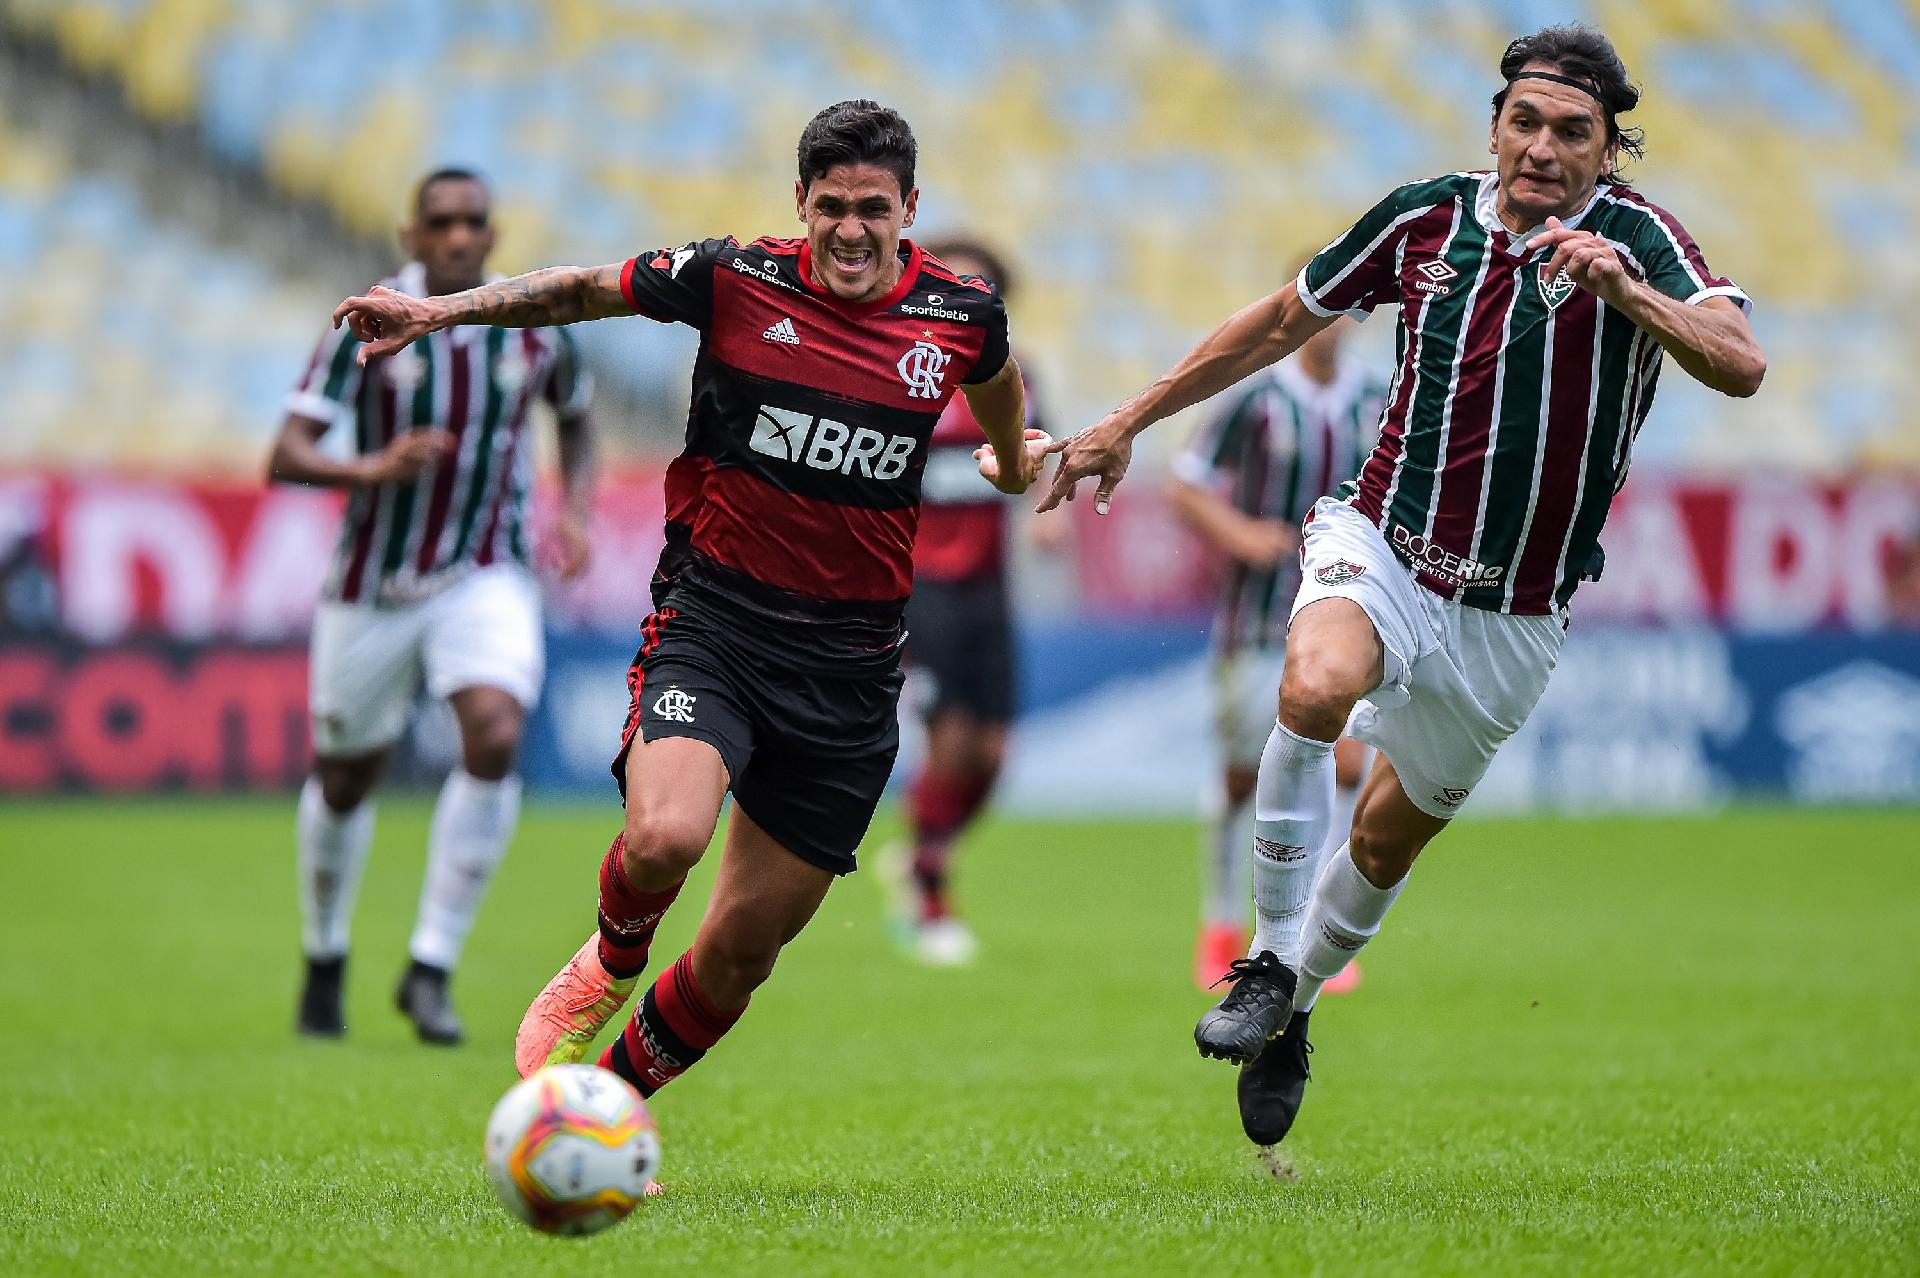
[1413,259,1458,296]
[652,687,696,724]
[762,317,801,347]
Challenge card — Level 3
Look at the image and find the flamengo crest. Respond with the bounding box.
[652,687,696,724]
[1538,263,1576,309]
[898,340,951,399]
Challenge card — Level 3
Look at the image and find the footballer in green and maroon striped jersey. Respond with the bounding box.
[1041,23,1767,1154]
[289,260,591,607]
[1298,169,1746,615]
[270,168,598,1052]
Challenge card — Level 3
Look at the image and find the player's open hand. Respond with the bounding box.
[974,428,1052,496]
[1527,216,1632,307]
[356,429,454,486]
[544,512,592,582]
[333,285,442,364]
[1037,413,1134,515]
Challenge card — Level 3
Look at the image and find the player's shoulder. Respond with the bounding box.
[897,245,1004,326]
[1377,170,1482,216]
[743,235,802,260]
[1589,184,1693,243]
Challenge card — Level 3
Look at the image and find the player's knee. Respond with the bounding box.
[316,763,378,812]
[1348,824,1416,889]
[1278,656,1364,741]
[621,811,708,879]
[461,721,520,781]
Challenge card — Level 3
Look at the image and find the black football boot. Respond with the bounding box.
[396,960,464,1046]
[297,955,346,1038]
[1238,1007,1313,1146]
[1194,950,1297,1063]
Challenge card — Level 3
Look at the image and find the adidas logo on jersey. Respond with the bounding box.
[762,317,801,346]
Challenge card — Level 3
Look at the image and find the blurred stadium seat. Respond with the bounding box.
[2,0,1917,469]
[0,96,321,468]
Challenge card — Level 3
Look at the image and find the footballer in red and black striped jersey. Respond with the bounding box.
[615,228,1009,677]
[888,237,1054,966]
[334,100,1049,1104]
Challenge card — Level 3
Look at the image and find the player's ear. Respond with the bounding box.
[902,186,918,228]
[794,179,807,222]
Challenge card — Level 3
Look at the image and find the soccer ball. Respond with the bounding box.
[483,1064,661,1236]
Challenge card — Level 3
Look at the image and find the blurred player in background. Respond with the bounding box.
[886,235,1055,967]
[1170,316,1382,989]
[1045,24,1764,1147]
[333,101,1049,1104]
[270,168,597,1045]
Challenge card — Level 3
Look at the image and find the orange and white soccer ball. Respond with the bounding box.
[483,1064,661,1236]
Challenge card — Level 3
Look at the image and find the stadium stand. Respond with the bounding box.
[0,94,325,468]
[2,0,1916,468]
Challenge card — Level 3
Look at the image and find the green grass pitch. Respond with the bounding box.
[1,799,1915,1275]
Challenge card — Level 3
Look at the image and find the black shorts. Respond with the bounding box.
[612,608,902,876]
[903,576,1016,724]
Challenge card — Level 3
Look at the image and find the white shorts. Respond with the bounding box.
[1290,498,1565,818]
[1211,647,1288,771]
[309,565,544,757]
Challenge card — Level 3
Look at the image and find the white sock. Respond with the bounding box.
[297,776,375,960]
[408,769,522,971]
[1293,843,1405,1010]
[1247,722,1336,966]
[1201,788,1254,927]
[1327,783,1359,862]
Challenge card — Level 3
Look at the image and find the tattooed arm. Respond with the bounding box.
[332,264,628,365]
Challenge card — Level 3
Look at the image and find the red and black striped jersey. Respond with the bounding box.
[913,360,1045,585]
[619,235,1010,672]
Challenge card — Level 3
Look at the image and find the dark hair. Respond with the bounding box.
[922,236,1014,299]
[413,167,490,216]
[796,100,916,198]
[1491,24,1645,182]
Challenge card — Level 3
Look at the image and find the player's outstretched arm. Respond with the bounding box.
[1529,218,1765,398]
[964,357,1048,495]
[1037,283,1333,514]
[332,264,630,365]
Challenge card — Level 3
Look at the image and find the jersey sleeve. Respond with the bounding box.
[542,326,594,419]
[1298,178,1453,320]
[1173,382,1268,488]
[284,323,365,423]
[1617,200,1751,314]
[618,238,732,329]
[961,284,1011,385]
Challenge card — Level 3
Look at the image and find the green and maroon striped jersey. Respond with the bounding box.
[1298,171,1749,615]
[286,263,592,605]
[1174,358,1385,652]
